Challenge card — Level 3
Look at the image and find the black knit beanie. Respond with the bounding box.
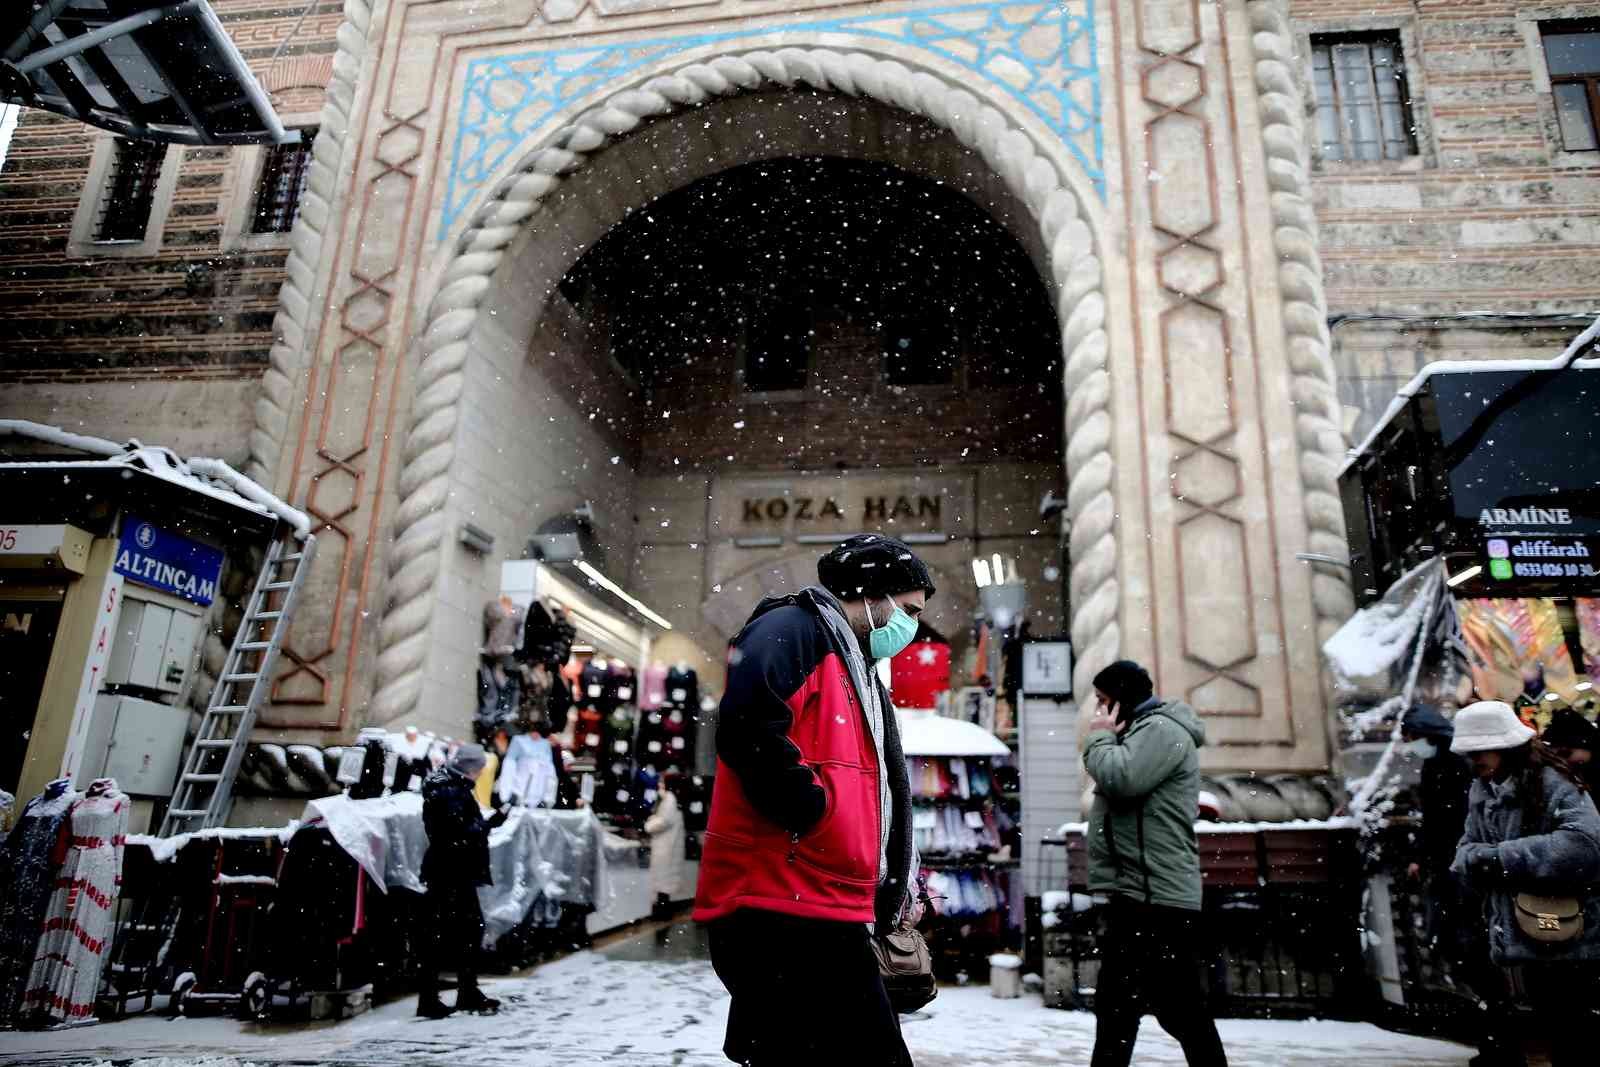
[817,534,936,600]
[1091,660,1153,713]
[1543,708,1599,752]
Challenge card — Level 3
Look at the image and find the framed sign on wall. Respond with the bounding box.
[1021,640,1072,697]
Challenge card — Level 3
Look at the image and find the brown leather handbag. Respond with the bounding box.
[871,924,937,1013]
[1513,893,1583,944]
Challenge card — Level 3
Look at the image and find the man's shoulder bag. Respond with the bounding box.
[872,923,937,1013]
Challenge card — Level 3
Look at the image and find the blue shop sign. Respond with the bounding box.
[114,516,225,606]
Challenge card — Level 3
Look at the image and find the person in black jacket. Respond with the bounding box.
[694,534,929,1067]
[1543,708,1598,791]
[1400,703,1498,1060]
[418,744,505,1018]
[1401,704,1474,887]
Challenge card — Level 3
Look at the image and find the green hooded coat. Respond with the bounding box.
[1082,698,1206,911]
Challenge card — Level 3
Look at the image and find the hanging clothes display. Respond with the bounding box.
[664,664,699,711]
[517,600,575,670]
[517,663,553,733]
[499,734,561,809]
[0,778,80,1023]
[19,779,129,1026]
[546,665,574,734]
[579,659,612,713]
[596,704,639,819]
[640,661,669,711]
[606,661,636,706]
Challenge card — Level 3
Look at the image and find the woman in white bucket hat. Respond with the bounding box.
[1450,700,1600,1066]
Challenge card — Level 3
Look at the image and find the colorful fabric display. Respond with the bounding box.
[920,866,1008,919]
[640,663,669,711]
[913,801,1002,855]
[0,779,80,1022]
[21,779,129,1025]
[664,666,699,710]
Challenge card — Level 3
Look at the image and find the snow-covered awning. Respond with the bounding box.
[895,709,1011,757]
[1,1,292,146]
[0,419,312,539]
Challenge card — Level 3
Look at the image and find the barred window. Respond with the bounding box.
[1542,22,1600,152]
[251,128,318,234]
[95,138,165,242]
[1311,33,1417,162]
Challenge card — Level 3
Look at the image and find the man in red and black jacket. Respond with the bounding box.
[695,534,932,1066]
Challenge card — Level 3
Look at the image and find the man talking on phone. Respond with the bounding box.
[1082,660,1227,1067]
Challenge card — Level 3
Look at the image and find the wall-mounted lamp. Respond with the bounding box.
[1446,565,1482,588]
[458,522,495,555]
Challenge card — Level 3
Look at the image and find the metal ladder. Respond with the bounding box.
[159,530,317,837]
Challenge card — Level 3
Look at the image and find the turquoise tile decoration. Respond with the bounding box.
[441,1,1102,238]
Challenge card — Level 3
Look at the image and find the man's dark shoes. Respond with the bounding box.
[455,989,501,1013]
[416,996,456,1020]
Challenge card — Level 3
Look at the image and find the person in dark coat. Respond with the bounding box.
[418,744,505,1018]
[1399,704,1488,1047]
[1450,700,1600,1067]
[1402,704,1474,884]
[1543,708,1598,791]
[694,534,928,1067]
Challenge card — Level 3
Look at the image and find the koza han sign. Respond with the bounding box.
[114,516,225,606]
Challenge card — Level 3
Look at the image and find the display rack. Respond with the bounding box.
[898,710,1021,979]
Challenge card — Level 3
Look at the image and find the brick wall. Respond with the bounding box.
[638,310,1064,475]
[0,2,340,386]
[1289,0,1600,436]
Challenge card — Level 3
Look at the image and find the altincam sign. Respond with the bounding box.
[114,516,225,606]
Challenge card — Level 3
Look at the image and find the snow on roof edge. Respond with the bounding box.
[1051,816,1358,838]
[0,419,311,541]
[1339,316,1600,477]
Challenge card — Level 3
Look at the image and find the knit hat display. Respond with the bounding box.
[816,534,936,600]
[451,742,488,774]
[1091,659,1154,713]
[1542,707,1600,752]
[1449,700,1536,754]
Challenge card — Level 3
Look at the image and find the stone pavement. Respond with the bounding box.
[0,922,1474,1067]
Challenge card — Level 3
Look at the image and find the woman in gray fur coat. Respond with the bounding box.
[1450,700,1600,1067]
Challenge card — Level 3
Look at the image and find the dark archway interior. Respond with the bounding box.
[556,155,1063,474]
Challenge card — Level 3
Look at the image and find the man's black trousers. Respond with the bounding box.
[1090,895,1228,1067]
[707,909,913,1067]
[419,881,486,999]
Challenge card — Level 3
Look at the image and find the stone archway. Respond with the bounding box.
[368,46,1116,726]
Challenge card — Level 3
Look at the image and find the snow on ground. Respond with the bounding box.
[2,926,1471,1067]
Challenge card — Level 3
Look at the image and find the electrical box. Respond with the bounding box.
[78,693,187,796]
[103,595,201,695]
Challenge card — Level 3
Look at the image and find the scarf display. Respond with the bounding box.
[920,866,1018,920]
[0,778,80,1023]
[19,779,129,1025]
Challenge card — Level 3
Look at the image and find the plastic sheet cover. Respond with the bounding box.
[300,793,608,944]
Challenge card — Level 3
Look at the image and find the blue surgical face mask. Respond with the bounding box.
[865,594,919,660]
[1403,738,1436,759]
